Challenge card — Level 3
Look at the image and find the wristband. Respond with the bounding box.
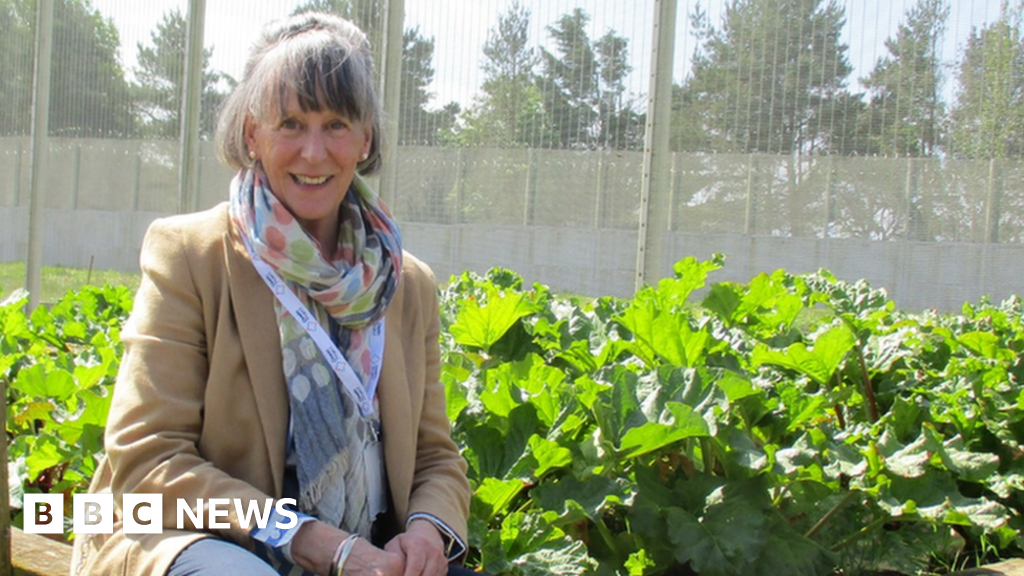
[331,534,360,576]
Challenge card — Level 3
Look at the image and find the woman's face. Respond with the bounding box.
[245,92,372,246]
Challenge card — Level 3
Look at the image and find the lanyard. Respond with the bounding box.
[240,235,384,417]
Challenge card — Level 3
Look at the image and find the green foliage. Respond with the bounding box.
[8,260,1024,575]
[442,258,1024,576]
[1,284,132,531]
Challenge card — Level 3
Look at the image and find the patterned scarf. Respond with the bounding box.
[229,164,402,536]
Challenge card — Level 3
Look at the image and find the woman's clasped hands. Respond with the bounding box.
[291,518,448,576]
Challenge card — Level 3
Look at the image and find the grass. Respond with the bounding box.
[0,261,140,304]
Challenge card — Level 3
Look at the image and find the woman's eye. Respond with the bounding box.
[328,120,348,131]
[279,119,300,130]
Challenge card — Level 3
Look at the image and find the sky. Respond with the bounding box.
[89,0,1007,110]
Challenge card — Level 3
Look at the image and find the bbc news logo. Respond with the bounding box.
[23,494,300,534]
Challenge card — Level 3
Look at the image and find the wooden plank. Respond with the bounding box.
[1,382,11,576]
[952,559,1024,576]
[10,529,70,576]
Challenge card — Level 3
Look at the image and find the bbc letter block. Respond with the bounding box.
[24,494,64,534]
[73,493,114,534]
[123,493,163,535]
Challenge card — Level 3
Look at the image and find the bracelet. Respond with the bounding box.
[330,534,360,576]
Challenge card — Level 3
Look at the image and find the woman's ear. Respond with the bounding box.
[361,124,373,157]
[244,116,258,155]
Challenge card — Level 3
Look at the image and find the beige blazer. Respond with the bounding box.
[70,203,470,576]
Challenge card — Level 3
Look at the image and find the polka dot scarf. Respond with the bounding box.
[229,164,402,535]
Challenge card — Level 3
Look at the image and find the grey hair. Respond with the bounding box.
[214,12,382,174]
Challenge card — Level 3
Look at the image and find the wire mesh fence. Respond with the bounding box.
[1,0,1021,310]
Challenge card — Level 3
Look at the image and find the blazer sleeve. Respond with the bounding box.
[403,259,471,548]
[104,216,273,546]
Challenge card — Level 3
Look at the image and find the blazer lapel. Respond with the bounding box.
[222,230,289,497]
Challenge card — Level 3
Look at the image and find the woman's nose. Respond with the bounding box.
[300,129,327,162]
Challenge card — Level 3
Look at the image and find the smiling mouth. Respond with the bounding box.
[293,174,331,185]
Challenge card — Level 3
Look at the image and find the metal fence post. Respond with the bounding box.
[524,148,536,227]
[636,0,677,293]
[25,0,55,313]
[453,148,466,225]
[378,0,405,206]
[667,151,678,232]
[178,0,205,214]
[0,379,8,576]
[132,150,142,212]
[71,144,81,210]
[593,151,607,229]
[985,158,1002,244]
[744,154,758,235]
[13,142,23,207]
[823,156,835,238]
[903,157,920,240]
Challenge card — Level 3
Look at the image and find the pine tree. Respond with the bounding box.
[130,8,231,139]
[536,8,638,149]
[457,1,546,147]
[293,0,454,146]
[950,3,1024,159]
[399,27,458,145]
[860,0,948,156]
[2,0,135,137]
[680,0,853,155]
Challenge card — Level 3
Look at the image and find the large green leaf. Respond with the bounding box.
[617,301,711,368]
[957,330,1015,361]
[667,500,767,576]
[474,477,527,517]
[928,429,1001,482]
[752,324,856,385]
[750,522,836,576]
[450,287,539,351]
[14,364,77,402]
[619,402,709,458]
[532,474,630,520]
[528,435,572,478]
[588,366,644,447]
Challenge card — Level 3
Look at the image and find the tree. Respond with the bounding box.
[292,0,382,41]
[398,27,458,145]
[0,0,35,136]
[593,30,642,149]
[456,1,547,148]
[130,8,231,139]
[292,0,455,146]
[52,0,135,137]
[949,3,1024,160]
[680,0,854,155]
[537,9,598,148]
[675,0,855,236]
[0,0,134,137]
[534,8,639,150]
[860,0,948,156]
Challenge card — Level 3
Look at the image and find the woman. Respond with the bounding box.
[70,12,471,576]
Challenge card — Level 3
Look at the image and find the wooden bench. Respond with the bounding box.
[11,529,71,576]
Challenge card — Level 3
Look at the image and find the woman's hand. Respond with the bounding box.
[290,521,404,576]
[384,519,448,576]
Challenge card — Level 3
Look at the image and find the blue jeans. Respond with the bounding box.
[166,538,485,576]
[166,539,278,576]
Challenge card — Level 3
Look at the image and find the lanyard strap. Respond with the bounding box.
[240,235,384,417]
